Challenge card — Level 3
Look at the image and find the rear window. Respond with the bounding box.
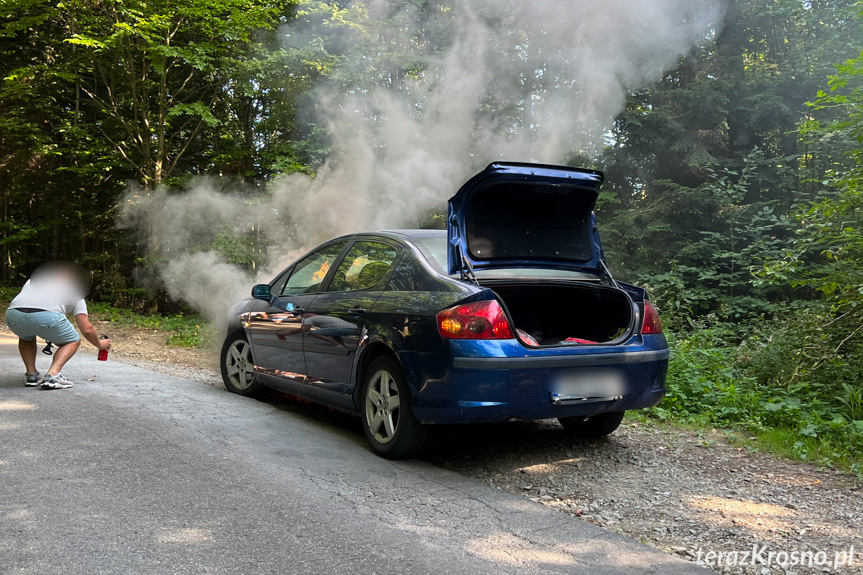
[413,237,448,273]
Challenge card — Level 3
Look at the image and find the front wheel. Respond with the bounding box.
[361,356,429,459]
[220,330,264,397]
[558,411,625,439]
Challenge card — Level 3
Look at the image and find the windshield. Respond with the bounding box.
[412,236,598,280]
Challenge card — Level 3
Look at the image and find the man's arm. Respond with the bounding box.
[75,313,111,350]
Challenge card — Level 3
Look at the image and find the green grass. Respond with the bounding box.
[749,428,861,473]
[640,325,863,478]
[88,302,208,347]
[629,409,862,478]
[721,427,863,475]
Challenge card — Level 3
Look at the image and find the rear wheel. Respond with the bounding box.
[220,330,264,397]
[558,411,625,439]
[361,356,428,459]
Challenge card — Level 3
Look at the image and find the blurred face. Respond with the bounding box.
[30,261,91,305]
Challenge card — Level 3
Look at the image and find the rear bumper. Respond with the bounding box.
[401,337,669,424]
[452,348,669,369]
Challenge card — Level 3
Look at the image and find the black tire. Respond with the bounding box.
[558,411,625,439]
[360,356,429,459]
[220,330,265,397]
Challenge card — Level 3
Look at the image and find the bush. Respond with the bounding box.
[649,315,863,473]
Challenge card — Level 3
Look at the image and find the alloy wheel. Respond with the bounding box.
[225,339,255,390]
[365,369,401,444]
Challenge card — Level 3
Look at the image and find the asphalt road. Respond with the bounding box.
[0,333,709,575]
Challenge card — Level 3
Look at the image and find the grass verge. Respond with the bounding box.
[88,302,208,347]
[640,326,863,478]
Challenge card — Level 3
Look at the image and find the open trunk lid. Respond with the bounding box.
[447,162,606,278]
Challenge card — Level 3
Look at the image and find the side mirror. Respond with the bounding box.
[251,284,271,301]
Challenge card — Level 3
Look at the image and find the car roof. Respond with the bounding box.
[315,230,444,250]
[364,229,446,240]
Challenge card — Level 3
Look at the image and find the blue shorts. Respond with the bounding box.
[4,308,80,345]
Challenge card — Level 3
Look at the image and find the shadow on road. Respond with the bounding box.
[256,387,628,471]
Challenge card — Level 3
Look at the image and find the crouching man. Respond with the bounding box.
[4,261,111,389]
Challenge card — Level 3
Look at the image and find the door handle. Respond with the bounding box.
[349,307,367,316]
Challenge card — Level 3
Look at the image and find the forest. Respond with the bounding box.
[2,0,862,470]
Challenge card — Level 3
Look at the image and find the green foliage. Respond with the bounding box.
[61,0,293,187]
[838,383,863,422]
[88,302,207,347]
[212,231,261,266]
[601,0,863,317]
[746,39,863,468]
[0,0,297,288]
[598,4,863,474]
[631,152,797,325]
[649,319,863,471]
[651,321,760,424]
[418,211,447,230]
[0,286,19,315]
[755,429,861,475]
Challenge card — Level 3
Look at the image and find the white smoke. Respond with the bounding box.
[120,0,726,329]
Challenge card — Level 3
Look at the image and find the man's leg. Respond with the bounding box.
[46,341,81,377]
[18,338,37,374]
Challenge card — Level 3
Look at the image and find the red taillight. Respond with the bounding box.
[437,300,514,340]
[641,300,663,334]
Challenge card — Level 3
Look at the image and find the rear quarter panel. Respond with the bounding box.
[352,254,483,397]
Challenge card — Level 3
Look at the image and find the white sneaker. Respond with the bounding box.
[41,373,74,389]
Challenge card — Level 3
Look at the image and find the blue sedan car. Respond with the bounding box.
[221,162,669,458]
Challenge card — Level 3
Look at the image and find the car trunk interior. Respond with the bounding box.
[482,281,635,346]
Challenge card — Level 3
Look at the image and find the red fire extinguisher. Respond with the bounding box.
[98,335,110,361]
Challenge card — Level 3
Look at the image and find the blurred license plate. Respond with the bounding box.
[550,370,624,403]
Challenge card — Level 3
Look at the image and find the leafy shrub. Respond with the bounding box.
[649,315,863,472]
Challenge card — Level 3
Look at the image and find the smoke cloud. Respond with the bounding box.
[120,0,726,331]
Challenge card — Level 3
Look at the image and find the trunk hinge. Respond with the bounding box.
[456,245,479,285]
[599,259,620,289]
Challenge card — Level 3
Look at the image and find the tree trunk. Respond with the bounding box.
[2,186,8,280]
[143,187,161,315]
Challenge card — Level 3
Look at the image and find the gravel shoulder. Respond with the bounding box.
[4,319,861,574]
[86,316,223,387]
[428,421,862,575]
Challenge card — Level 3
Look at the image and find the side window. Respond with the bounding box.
[327,241,399,293]
[270,269,290,296]
[282,242,347,295]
